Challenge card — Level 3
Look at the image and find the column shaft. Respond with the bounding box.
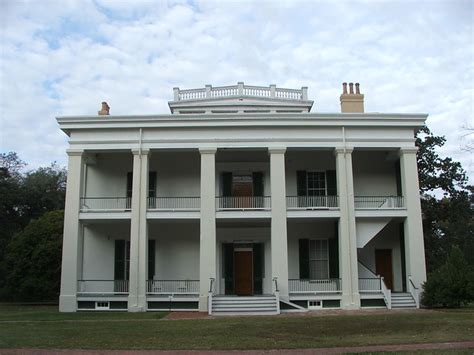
[269,148,289,299]
[59,150,84,312]
[199,148,217,311]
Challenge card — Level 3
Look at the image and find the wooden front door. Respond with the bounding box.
[232,175,253,208]
[375,249,393,290]
[234,250,253,296]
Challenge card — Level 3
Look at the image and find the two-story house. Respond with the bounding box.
[58,82,427,314]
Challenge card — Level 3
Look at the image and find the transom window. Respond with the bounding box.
[307,172,326,196]
[309,239,329,279]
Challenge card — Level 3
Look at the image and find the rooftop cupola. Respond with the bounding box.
[168,82,313,114]
[340,82,364,113]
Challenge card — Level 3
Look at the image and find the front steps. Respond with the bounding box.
[211,295,279,316]
[391,292,417,309]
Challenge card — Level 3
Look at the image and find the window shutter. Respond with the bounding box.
[297,171,307,196]
[223,243,234,294]
[253,243,263,295]
[299,239,310,279]
[222,172,232,197]
[114,240,125,280]
[148,171,157,198]
[252,172,264,197]
[328,233,339,278]
[126,172,133,198]
[148,239,155,280]
[326,170,337,195]
[395,161,402,196]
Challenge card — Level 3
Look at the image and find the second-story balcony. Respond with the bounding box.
[147,197,200,211]
[354,196,405,209]
[216,196,271,210]
[80,197,131,212]
[286,195,339,210]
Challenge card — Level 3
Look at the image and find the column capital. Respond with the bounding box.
[334,146,354,155]
[268,147,286,154]
[66,149,84,157]
[399,147,418,155]
[131,148,150,155]
[199,147,217,154]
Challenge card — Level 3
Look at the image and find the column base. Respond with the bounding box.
[341,293,361,310]
[128,295,147,312]
[59,294,77,312]
[199,295,209,312]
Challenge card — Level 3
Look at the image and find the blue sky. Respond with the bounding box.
[1,0,473,181]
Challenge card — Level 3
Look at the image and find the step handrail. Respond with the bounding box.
[380,276,392,309]
[408,276,420,308]
[208,278,215,315]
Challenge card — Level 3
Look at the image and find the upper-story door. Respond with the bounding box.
[232,175,253,208]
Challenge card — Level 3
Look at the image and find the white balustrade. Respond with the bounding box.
[216,196,271,210]
[286,195,338,209]
[288,279,341,293]
[80,197,131,211]
[358,278,382,292]
[146,280,200,295]
[148,197,200,211]
[354,196,405,209]
[77,280,129,295]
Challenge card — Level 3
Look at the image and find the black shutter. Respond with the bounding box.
[252,172,264,196]
[395,161,402,196]
[299,239,310,279]
[148,239,155,280]
[114,240,125,280]
[253,243,263,295]
[126,172,133,209]
[329,235,339,278]
[148,171,157,197]
[222,172,232,197]
[223,243,234,294]
[326,170,337,195]
[296,171,307,196]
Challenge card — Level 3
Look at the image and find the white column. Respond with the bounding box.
[335,147,360,309]
[128,149,149,312]
[399,147,427,289]
[269,147,289,299]
[59,149,84,312]
[199,148,217,311]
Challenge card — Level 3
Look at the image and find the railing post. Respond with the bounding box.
[238,82,244,96]
[302,86,308,100]
[270,84,276,98]
[205,84,212,98]
[173,87,179,101]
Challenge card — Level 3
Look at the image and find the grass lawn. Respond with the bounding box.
[0,304,473,350]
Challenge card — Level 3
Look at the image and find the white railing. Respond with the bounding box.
[358,277,382,292]
[381,277,392,309]
[148,197,200,211]
[80,197,131,212]
[175,83,307,101]
[288,279,341,293]
[77,280,129,295]
[286,196,338,209]
[208,278,215,315]
[216,196,271,210]
[408,276,420,308]
[146,280,200,295]
[354,196,405,209]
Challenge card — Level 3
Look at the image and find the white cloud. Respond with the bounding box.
[0,0,472,181]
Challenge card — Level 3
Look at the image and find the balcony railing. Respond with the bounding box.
[77,280,129,295]
[148,197,200,211]
[354,196,405,209]
[288,279,341,293]
[358,277,382,292]
[174,83,308,101]
[80,197,131,212]
[286,195,338,209]
[146,280,200,295]
[216,196,271,210]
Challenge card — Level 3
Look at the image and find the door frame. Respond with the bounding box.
[233,246,253,296]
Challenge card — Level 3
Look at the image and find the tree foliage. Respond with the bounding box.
[3,211,64,301]
[421,246,474,308]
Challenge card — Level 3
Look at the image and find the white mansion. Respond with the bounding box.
[58,82,427,314]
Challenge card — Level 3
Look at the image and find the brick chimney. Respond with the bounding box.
[98,101,110,115]
[340,82,364,113]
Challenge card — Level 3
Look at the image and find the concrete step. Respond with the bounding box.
[213,299,277,305]
[211,295,279,316]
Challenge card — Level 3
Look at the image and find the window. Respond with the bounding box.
[307,172,326,196]
[309,239,329,279]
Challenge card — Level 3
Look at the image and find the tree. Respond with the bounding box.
[3,211,64,301]
[422,246,474,308]
[415,127,473,273]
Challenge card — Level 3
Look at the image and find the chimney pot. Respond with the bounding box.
[98,101,110,115]
[342,82,348,94]
[349,82,354,94]
[355,83,360,94]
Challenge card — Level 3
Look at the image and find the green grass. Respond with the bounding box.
[0,304,473,350]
